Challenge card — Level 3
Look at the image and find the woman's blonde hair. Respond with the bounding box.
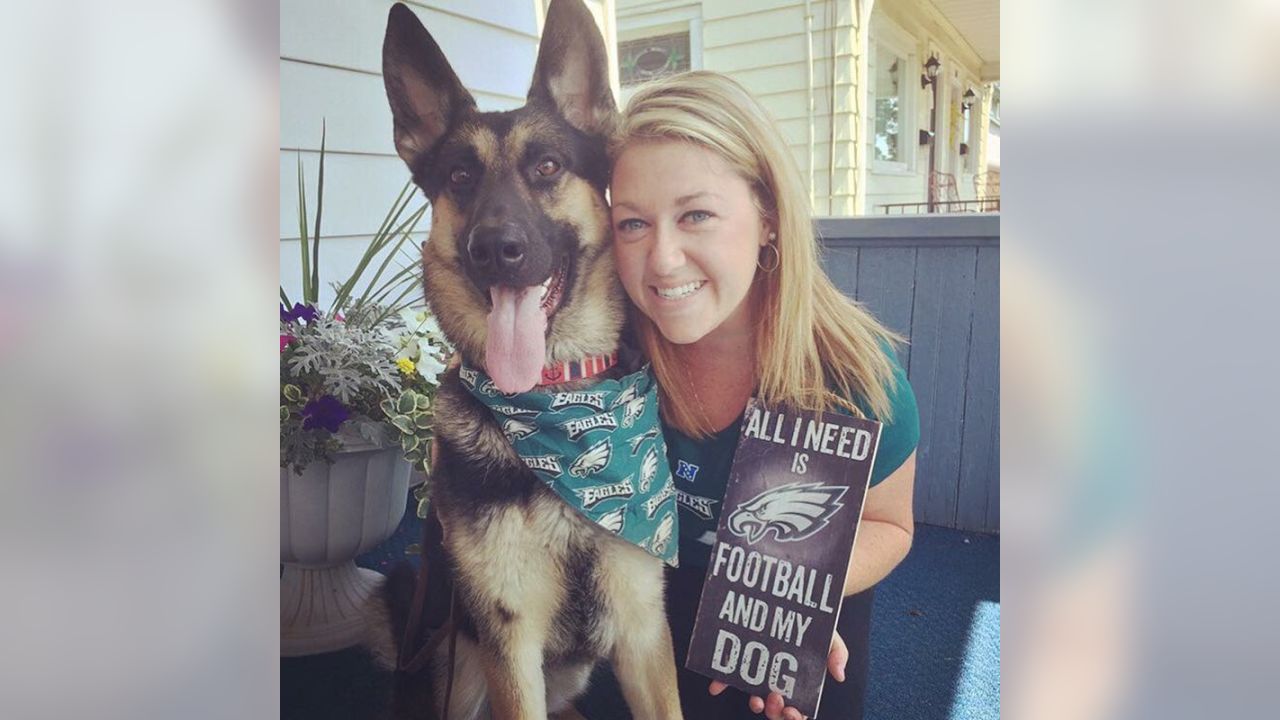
[610,71,903,437]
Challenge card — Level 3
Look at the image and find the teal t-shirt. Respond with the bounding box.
[668,347,920,568]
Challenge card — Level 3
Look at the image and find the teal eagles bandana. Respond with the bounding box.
[459,362,679,567]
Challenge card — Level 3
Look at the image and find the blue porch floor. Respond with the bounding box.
[864,524,1000,720]
[282,504,999,719]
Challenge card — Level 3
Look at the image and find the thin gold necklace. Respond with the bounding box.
[678,350,717,435]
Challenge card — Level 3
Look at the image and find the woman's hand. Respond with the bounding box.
[707,632,849,720]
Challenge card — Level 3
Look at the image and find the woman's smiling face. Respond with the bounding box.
[610,140,770,346]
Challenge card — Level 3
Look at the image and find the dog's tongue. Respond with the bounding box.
[486,285,547,394]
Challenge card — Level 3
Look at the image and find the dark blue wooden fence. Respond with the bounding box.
[817,215,999,533]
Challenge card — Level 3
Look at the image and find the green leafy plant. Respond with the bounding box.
[280,121,430,323]
[281,123,447,516]
[280,306,447,476]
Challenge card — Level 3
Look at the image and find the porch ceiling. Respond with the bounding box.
[929,0,999,80]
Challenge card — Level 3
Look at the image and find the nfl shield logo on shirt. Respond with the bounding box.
[676,459,700,483]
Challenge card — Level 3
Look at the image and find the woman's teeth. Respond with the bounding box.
[656,281,704,300]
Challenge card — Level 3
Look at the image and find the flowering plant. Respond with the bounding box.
[280,304,448,477]
[280,124,449,518]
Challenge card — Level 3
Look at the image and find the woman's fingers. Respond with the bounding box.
[828,631,849,682]
[709,680,811,720]
[764,691,786,719]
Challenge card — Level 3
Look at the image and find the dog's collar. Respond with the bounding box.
[537,352,619,386]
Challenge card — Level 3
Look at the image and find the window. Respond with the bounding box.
[619,32,691,86]
[616,7,702,105]
[868,35,914,174]
[873,46,904,164]
[868,12,917,175]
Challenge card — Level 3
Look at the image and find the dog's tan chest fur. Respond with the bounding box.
[443,494,575,639]
[441,489,664,656]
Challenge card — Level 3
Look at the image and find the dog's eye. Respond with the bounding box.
[536,158,561,177]
[450,167,473,186]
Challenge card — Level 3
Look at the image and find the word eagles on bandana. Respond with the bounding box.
[459,362,679,566]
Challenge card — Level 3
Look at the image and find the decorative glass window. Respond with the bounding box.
[873,47,904,163]
[619,33,690,86]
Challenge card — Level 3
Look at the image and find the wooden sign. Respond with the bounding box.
[685,398,883,718]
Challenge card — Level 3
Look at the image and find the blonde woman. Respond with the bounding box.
[576,71,920,720]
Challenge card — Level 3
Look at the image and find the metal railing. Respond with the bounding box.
[877,197,1000,214]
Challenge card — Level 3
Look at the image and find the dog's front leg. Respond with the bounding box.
[611,616,684,720]
[477,632,547,720]
[598,540,685,720]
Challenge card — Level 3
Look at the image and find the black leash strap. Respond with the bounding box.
[441,588,459,720]
[396,509,458,719]
[397,507,440,673]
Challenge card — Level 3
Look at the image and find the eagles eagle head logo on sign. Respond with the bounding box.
[726,483,848,545]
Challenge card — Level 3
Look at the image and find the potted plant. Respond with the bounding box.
[279,128,448,656]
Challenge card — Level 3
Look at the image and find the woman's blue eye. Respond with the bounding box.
[684,210,712,223]
[618,218,646,232]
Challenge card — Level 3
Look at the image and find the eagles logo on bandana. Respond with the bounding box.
[461,362,679,566]
[629,428,660,455]
[502,417,538,441]
[569,438,612,477]
[638,446,659,493]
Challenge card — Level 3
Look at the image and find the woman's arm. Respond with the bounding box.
[843,451,916,595]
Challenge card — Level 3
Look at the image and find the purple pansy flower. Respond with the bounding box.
[301,395,350,432]
[280,302,319,325]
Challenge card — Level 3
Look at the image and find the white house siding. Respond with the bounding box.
[702,1,867,217]
[617,0,873,216]
[279,0,541,308]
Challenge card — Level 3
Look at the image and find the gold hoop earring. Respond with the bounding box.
[757,243,780,273]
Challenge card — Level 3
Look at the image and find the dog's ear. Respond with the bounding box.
[528,0,617,135]
[382,3,476,167]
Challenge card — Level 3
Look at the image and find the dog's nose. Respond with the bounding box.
[467,224,527,273]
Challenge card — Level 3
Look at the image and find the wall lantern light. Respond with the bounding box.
[920,54,941,88]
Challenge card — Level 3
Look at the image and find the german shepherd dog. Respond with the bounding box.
[366,3,683,719]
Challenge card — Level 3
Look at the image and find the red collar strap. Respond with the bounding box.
[538,352,619,386]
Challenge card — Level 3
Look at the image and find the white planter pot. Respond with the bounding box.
[280,441,411,657]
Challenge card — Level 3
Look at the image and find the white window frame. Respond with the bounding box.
[868,15,917,176]
[616,5,702,107]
